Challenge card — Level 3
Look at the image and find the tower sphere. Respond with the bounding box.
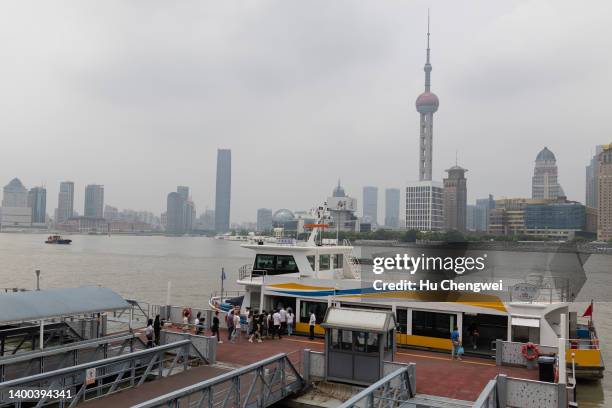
[415,91,439,113]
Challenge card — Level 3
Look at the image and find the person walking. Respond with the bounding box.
[261,311,269,339]
[451,326,462,360]
[279,306,287,335]
[226,310,234,342]
[145,319,154,348]
[287,308,295,336]
[309,310,316,340]
[211,310,222,343]
[272,309,282,339]
[468,322,479,350]
[231,311,241,343]
[153,314,161,346]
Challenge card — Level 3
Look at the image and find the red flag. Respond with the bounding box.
[583,302,593,317]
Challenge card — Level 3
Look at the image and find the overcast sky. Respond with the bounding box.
[1,0,611,223]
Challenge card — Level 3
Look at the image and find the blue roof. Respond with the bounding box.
[536,147,556,161]
[0,286,129,323]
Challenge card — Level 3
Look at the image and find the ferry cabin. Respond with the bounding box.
[236,242,569,354]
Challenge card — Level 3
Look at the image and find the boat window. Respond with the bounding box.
[412,310,452,339]
[319,255,330,270]
[333,254,343,269]
[307,255,316,271]
[276,255,299,273]
[254,255,275,272]
[300,300,328,325]
[253,254,299,275]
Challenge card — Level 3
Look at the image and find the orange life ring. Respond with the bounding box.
[182,308,192,318]
[520,342,540,361]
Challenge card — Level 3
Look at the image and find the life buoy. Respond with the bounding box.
[521,342,540,361]
[182,308,192,318]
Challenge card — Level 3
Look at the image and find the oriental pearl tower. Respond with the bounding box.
[415,13,439,182]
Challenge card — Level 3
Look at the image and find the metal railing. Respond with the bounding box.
[238,264,267,281]
[0,333,143,382]
[132,353,304,408]
[337,365,416,408]
[473,379,497,408]
[0,340,206,407]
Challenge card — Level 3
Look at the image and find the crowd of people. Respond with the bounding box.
[144,305,318,347]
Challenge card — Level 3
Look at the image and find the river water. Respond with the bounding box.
[0,234,610,406]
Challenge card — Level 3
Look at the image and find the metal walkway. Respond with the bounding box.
[0,340,207,407]
[132,353,304,408]
[0,333,144,382]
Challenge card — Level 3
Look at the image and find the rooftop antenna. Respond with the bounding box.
[455,150,458,166]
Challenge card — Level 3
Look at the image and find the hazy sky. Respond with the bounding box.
[1,0,611,223]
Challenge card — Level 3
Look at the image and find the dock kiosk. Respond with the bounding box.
[321,307,397,385]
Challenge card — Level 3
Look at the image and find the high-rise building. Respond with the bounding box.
[257,208,273,232]
[415,15,439,182]
[586,145,604,209]
[28,187,47,224]
[104,205,119,221]
[214,149,231,232]
[405,181,444,231]
[2,178,28,207]
[443,165,467,232]
[166,192,185,235]
[1,178,31,228]
[185,199,195,232]
[84,184,104,218]
[532,147,564,200]
[362,186,378,225]
[475,195,495,231]
[328,180,359,232]
[597,144,612,240]
[384,188,400,228]
[177,186,189,201]
[466,205,486,232]
[57,181,74,224]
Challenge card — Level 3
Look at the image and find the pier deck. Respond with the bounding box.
[84,328,538,406]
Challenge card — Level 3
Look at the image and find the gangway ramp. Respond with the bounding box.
[131,353,304,408]
[0,339,207,407]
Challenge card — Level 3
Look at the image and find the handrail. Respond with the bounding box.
[0,333,136,365]
[132,353,303,408]
[0,340,192,388]
[473,379,497,408]
[337,366,414,408]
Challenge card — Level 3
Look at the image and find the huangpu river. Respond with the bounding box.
[0,233,610,406]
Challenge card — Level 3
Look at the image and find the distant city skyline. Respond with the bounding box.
[0,1,610,222]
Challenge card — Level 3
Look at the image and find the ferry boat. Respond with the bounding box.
[44,235,72,245]
[210,203,605,379]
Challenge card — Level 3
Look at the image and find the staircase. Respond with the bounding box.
[401,394,473,408]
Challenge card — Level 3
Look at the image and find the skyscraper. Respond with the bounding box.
[597,144,612,240]
[84,184,104,218]
[415,14,439,182]
[384,188,400,228]
[166,192,185,235]
[28,187,47,224]
[57,181,74,224]
[443,165,467,232]
[257,208,273,232]
[475,195,495,231]
[362,186,378,225]
[406,181,444,231]
[177,186,189,201]
[0,178,31,228]
[532,147,564,200]
[214,149,232,233]
[586,145,604,208]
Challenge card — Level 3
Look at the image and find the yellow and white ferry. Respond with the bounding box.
[211,203,604,379]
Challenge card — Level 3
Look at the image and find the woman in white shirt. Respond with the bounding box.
[287,308,295,336]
